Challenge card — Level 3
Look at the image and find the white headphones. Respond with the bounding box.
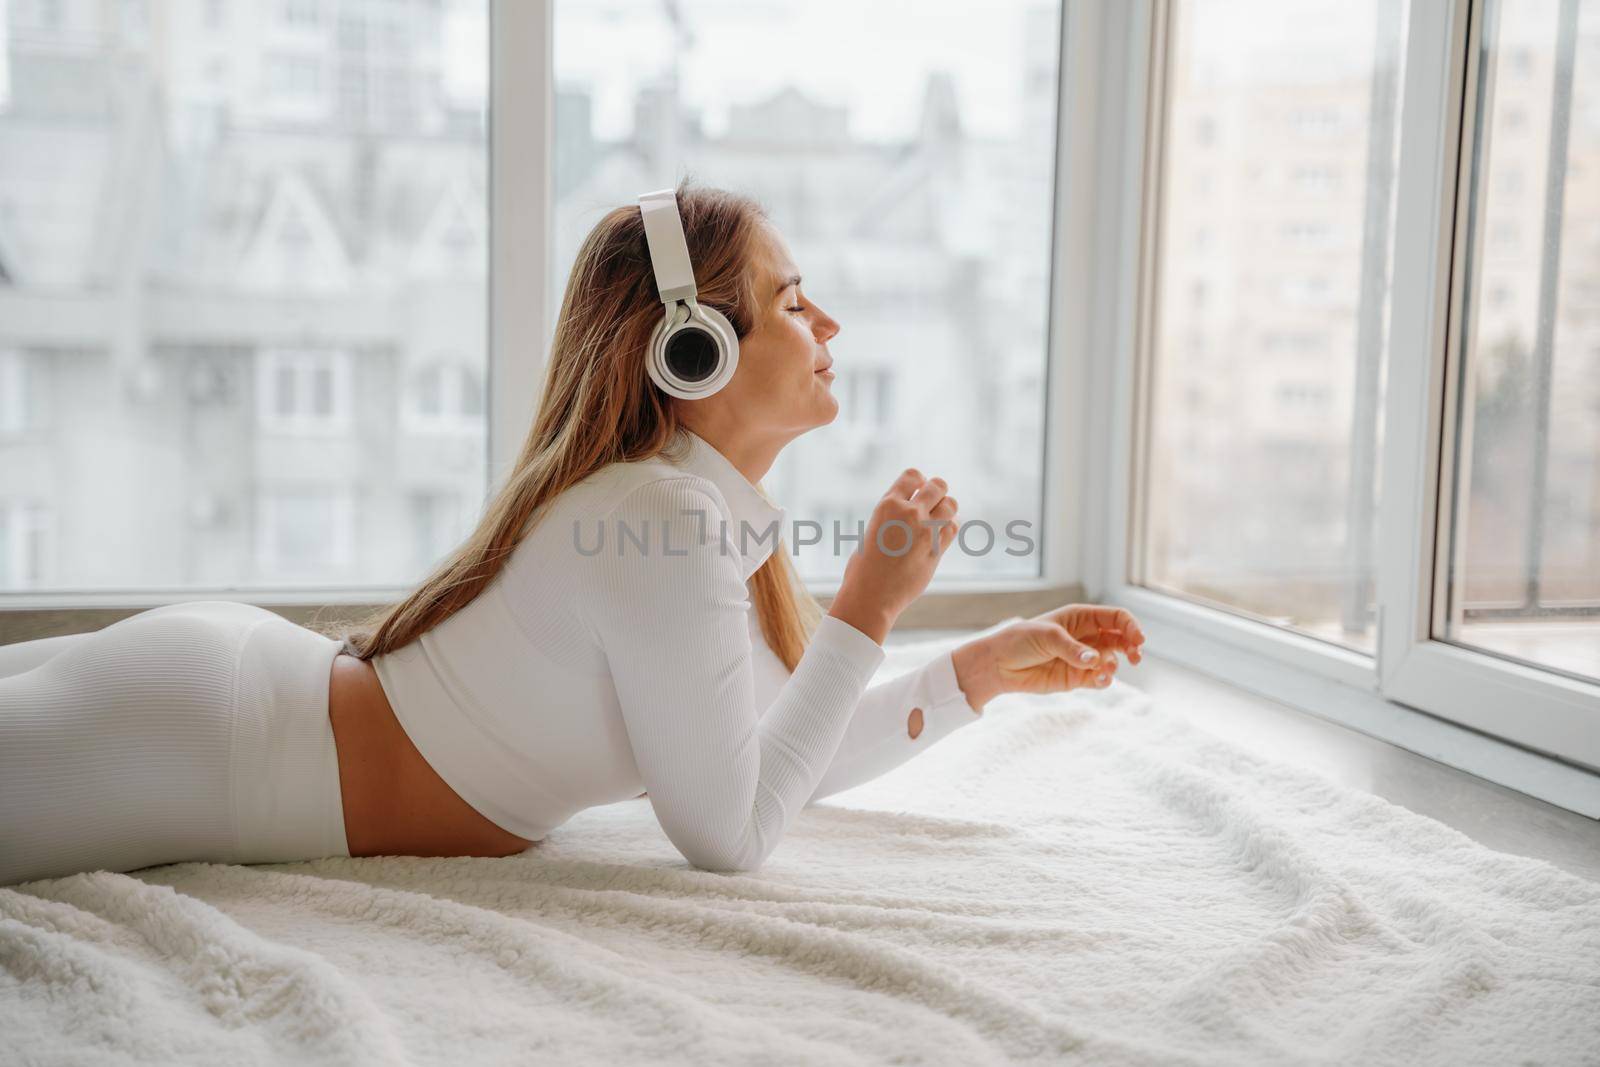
[638,188,740,400]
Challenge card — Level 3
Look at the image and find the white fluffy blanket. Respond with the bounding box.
[3,633,1597,1066]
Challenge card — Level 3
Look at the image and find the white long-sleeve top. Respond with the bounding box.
[370,427,982,872]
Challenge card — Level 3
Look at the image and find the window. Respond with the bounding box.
[833,363,897,469]
[0,0,489,592]
[256,348,353,435]
[1291,165,1340,192]
[402,362,485,434]
[551,0,1063,581]
[1137,0,1406,654]
[1109,0,1600,788]
[267,55,322,100]
[280,0,320,29]
[255,489,354,580]
[0,349,51,437]
[1442,0,1600,684]
[410,491,468,572]
[0,503,53,589]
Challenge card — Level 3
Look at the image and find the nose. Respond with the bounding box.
[814,305,840,343]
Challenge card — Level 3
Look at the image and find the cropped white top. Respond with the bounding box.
[370,427,982,872]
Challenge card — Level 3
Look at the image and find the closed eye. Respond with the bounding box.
[785,305,806,314]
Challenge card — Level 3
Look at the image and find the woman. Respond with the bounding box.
[0,182,1144,886]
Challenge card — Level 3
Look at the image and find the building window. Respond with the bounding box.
[0,503,53,590]
[836,365,896,434]
[267,55,322,100]
[410,491,468,572]
[255,489,354,580]
[280,0,321,29]
[402,362,483,434]
[256,348,353,435]
[0,349,50,437]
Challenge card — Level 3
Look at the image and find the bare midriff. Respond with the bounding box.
[326,652,535,859]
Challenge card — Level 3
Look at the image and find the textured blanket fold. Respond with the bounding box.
[3,634,1597,1066]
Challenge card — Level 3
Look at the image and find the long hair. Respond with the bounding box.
[329,180,824,671]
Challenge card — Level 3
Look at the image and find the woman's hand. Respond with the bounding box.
[827,468,959,644]
[950,604,1146,712]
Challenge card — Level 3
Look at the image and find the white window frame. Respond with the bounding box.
[487,0,551,490]
[1074,0,1600,815]
[1378,0,1600,771]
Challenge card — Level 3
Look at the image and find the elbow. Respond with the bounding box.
[691,860,757,875]
[678,836,767,875]
[683,849,762,875]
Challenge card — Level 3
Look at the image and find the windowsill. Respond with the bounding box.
[0,583,1084,642]
[0,576,1067,606]
[895,627,1600,885]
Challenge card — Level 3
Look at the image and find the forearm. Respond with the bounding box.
[950,636,1003,712]
[636,636,1000,806]
[826,591,893,646]
[807,647,983,803]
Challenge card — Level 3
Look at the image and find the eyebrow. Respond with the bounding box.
[773,273,802,297]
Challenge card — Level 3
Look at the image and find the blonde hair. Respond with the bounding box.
[330,180,824,671]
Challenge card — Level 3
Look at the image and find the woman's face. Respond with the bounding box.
[697,222,840,440]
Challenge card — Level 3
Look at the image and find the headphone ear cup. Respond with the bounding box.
[647,303,740,400]
[693,303,739,381]
[663,327,721,383]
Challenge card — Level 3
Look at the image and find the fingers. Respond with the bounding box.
[926,495,958,551]
[1087,657,1118,687]
[889,469,956,518]
[1102,606,1146,651]
[1107,610,1145,664]
[887,467,927,502]
[887,470,958,555]
[1069,646,1120,688]
[910,476,948,514]
[1092,627,1142,665]
[1041,621,1102,671]
[1055,604,1146,664]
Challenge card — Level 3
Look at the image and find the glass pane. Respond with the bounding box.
[419,367,443,417]
[1443,0,1600,682]
[0,0,489,591]
[276,365,299,419]
[460,367,484,418]
[552,0,1062,581]
[1139,0,1409,652]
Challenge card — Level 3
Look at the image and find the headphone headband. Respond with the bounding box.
[638,188,698,304]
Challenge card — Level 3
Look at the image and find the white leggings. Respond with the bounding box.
[0,601,350,886]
